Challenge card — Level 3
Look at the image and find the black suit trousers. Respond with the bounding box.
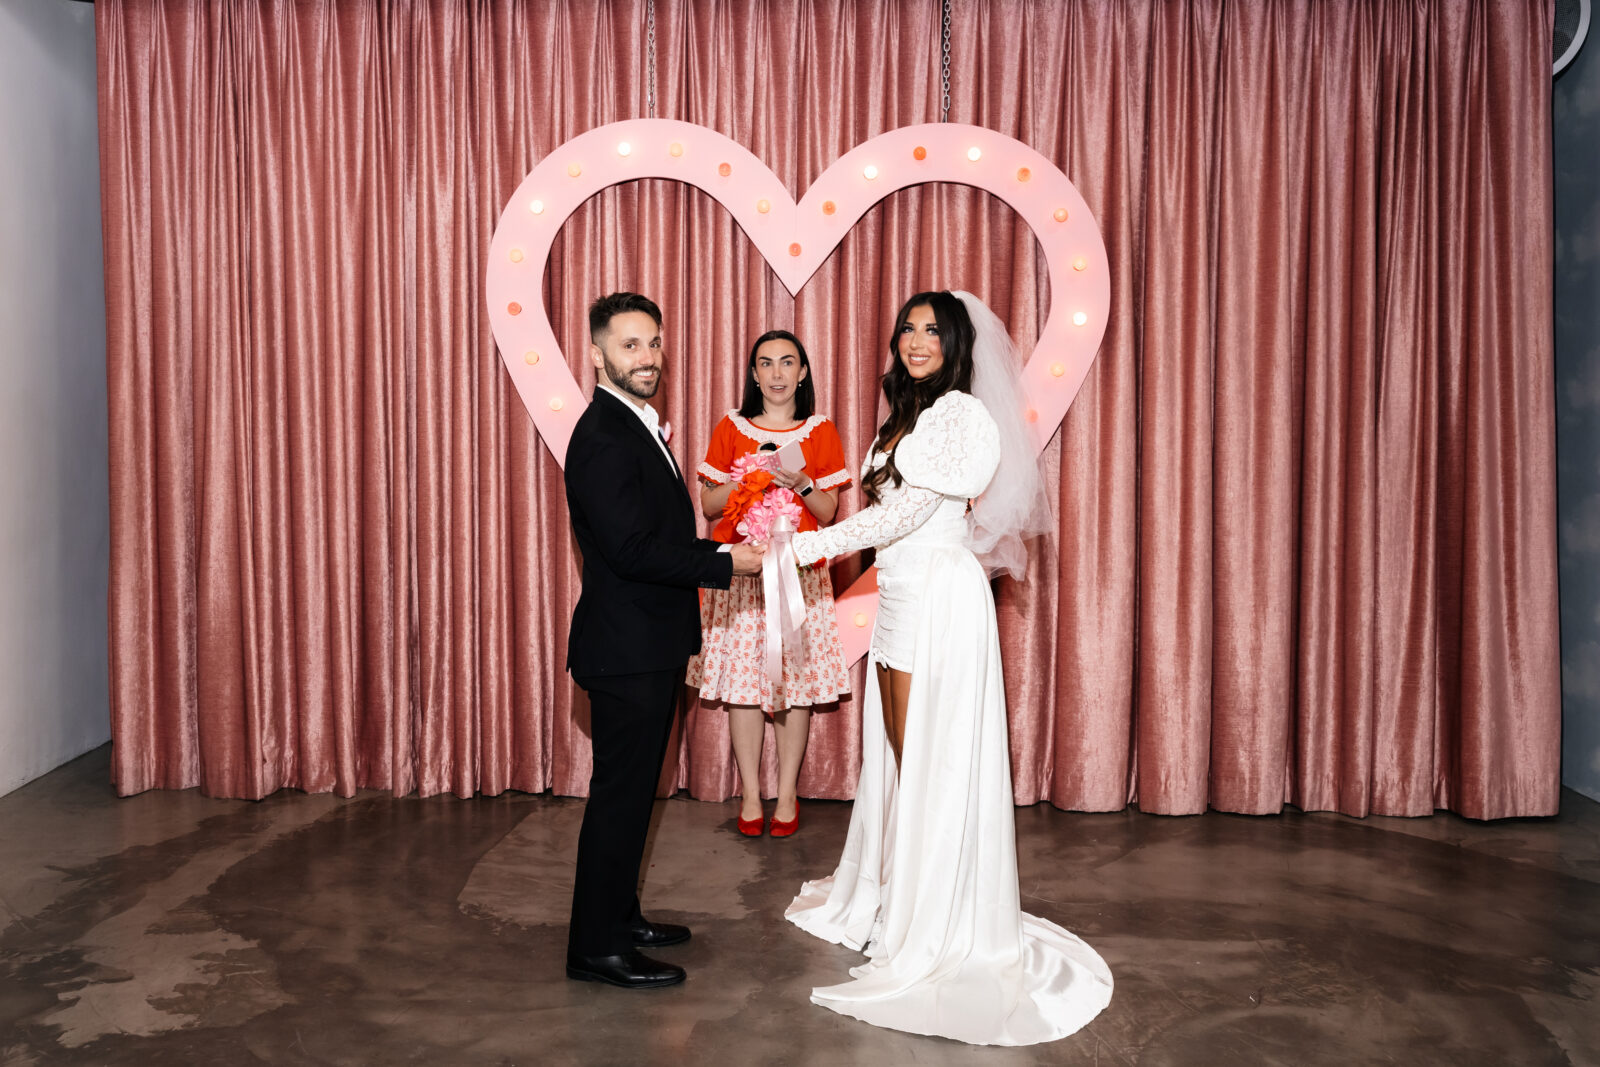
[568,667,682,956]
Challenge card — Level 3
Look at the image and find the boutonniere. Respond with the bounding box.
[659,421,673,444]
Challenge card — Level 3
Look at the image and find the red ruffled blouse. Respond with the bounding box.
[697,411,852,543]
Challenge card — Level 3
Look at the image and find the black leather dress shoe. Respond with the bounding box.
[630,919,691,948]
[566,950,686,989]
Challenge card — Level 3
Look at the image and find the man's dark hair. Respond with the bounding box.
[589,292,663,345]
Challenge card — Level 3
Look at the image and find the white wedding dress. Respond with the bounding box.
[787,390,1113,1046]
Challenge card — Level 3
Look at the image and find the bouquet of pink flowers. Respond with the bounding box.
[738,487,803,543]
[726,451,805,543]
[729,450,779,481]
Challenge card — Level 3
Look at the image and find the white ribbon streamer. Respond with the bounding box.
[761,515,808,692]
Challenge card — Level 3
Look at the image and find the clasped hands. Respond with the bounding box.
[729,541,767,575]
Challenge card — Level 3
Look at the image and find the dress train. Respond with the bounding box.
[785,546,1112,1046]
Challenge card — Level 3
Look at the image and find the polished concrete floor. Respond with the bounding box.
[2,747,1597,1066]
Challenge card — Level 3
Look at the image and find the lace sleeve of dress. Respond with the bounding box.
[894,391,1001,499]
[790,485,943,564]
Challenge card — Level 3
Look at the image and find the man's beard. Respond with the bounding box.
[603,354,660,399]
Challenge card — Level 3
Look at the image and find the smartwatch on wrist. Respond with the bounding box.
[799,481,814,497]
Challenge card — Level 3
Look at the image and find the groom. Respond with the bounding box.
[563,292,764,989]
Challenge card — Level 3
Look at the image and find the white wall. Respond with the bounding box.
[0,0,110,796]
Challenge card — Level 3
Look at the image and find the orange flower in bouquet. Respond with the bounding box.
[722,453,782,542]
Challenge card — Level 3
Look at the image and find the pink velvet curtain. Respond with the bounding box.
[99,0,1560,819]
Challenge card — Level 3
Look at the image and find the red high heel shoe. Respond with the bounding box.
[737,813,766,837]
[768,809,799,838]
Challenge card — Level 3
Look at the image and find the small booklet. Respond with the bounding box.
[776,440,805,473]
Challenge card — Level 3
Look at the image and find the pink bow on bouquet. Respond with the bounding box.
[760,513,807,687]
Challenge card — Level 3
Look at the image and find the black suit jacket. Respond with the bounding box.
[564,388,733,678]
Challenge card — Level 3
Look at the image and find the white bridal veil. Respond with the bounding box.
[952,290,1054,579]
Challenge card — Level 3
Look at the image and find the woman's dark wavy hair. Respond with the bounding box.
[738,330,816,420]
[861,291,975,505]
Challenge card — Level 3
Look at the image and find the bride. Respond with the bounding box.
[785,290,1113,1046]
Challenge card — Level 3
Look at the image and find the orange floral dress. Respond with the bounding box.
[686,412,853,712]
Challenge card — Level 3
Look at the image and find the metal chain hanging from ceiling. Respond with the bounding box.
[940,0,952,121]
[647,0,658,118]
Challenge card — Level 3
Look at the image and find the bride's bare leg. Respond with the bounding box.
[876,665,894,760]
[728,705,766,821]
[875,664,913,766]
[887,670,912,761]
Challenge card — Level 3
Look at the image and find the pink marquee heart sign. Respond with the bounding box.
[485,119,1109,666]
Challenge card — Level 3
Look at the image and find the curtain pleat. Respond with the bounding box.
[100,0,1559,819]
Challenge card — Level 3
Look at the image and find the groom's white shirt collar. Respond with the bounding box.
[597,381,674,468]
[594,382,725,552]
